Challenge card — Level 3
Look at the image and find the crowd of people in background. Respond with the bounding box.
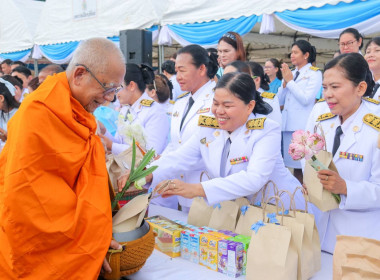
[1,27,380,261]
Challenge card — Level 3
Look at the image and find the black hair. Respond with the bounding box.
[206,48,218,56]
[292,40,317,64]
[12,66,32,77]
[215,72,273,115]
[365,37,380,52]
[11,61,26,67]
[0,82,20,121]
[177,44,219,79]
[339,28,363,50]
[124,63,155,92]
[146,74,172,103]
[247,62,270,91]
[267,58,283,80]
[161,60,176,75]
[1,59,12,66]
[324,53,374,97]
[2,75,22,89]
[226,61,251,75]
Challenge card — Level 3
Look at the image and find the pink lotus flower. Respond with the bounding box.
[288,130,325,160]
[307,133,325,153]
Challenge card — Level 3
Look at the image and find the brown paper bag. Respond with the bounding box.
[235,204,263,236]
[234,197,250,220]
[246,196,298,280]
[342,265,380,280]
[208,200,239,231]
[334,235,380,280]
[106,147,143,193]
[304,150,339,211]
[187,197,213,227]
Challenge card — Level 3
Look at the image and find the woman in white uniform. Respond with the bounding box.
[143,72,305,209]
[365,37,380,100]
[304,53,380,254]
[0,78,20,148]
[277,40,322,182]
[153,44,219,211]
[100,63,169,156]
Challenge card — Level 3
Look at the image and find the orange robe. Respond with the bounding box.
[0,73,112,279]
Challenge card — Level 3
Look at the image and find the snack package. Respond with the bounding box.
[189,231,201,264]
[200,233,211,267]
[227,241,244,278]
[218,240,229,275]
[207,235,222,271]
[180,230,191,260]
[229,235,251,275]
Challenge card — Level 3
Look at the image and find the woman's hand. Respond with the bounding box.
[98,134,113,151]
[101,240,122,274]
[281,63,293,84]
[317,169,347,195]
[155,179,206,199]
[117,172,130,192]
[0,128,7,142]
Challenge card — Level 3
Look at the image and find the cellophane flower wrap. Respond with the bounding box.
[118,112,147,148]
[288,130,340,203]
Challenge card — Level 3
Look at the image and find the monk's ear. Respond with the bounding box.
[72,65,87,86]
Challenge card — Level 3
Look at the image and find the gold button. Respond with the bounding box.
[179,140,182,144]
[180,175,184,179]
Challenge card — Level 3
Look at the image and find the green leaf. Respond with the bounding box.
[133,149,156,175]
[130,166,158,182]
[130,138,136,174]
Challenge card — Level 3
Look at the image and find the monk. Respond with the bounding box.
[38,64,64,84]
[0,38,125,279]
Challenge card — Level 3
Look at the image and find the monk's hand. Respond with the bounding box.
[155,179,206,199]
[281,63,293,84]
[317,169,347,195]
[98,134,112,151]
[101,240,122,274]
[0,128,7,142]
[117,172,130,192]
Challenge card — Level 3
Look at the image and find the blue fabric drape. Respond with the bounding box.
[39,41,79,61]
[0,49,31,61]
[276,0,380,30]
[168,15,261,45]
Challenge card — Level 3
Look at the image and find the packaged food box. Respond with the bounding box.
[199,233,211,267]
[146,215,188,258]
[207,235,223,271]
[180,230,191,260]
[218,239,229,275]
[189,231,201,264]
[229,235,251,275]
[227,241,244,278]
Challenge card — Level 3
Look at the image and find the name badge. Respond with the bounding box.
[230,156,249,165]
[197,108,210,114]
[339,152,363,162]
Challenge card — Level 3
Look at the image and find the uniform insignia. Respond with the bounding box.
[245,130,249,135]
[167,112,172,116]
[317,113,336,122]
[363,97,380,105]
[177,92,190,100]
[213,131,220,137]
[309,66,320,71]
[197,108,210,114]
[339,152,364,162]
[246,118,266,130]
[198,115,219,128]
[353,126,359,132]
[140,99,154,107]
[173,111,179,117]
[230,156,249,165]
[260,92,275,100]
[169,100,175,105]
[200,137,206,144]
[363,113,380,131]
[317,98,325,103]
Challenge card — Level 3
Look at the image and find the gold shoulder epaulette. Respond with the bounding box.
[363,113,380,131]
[310,66,320,71]
[317,98,325,103]
[169,100,175,105]
[261,92,275,100]
[317,113,336,122]
[246,118,266,130]
[177,92,190,100]
[140,99,154,107]
[198,115,219,128]
[363,97,380,105]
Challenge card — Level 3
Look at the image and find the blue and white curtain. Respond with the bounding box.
[0,49,32,63]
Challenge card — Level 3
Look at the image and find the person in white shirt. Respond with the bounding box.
[364,37,380,100]
[304,53,380,254]
[338,28,363,55]
[100,63,169,156]
[277,40,322,183]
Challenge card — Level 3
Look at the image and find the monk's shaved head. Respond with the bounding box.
[39,64,64,83]
[67,37,125,75]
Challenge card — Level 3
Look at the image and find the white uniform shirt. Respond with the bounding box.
[277,63,322,131]
[257,88,282,127]
[373,78,380,100]
[153,80,216,208]
[109,92,169,155]
[305,102,380,253]
[152,115,305,210]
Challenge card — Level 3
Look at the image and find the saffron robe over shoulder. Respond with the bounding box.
[0,73,112,279]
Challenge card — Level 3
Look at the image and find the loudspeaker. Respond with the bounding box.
[119,29,152,65]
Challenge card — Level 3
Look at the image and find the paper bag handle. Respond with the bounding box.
[262,195,285,226]
[292,186,309,213]
[278,189,297,216]
[200,171,211,182]
[250,180,279,205]
[314,122,327,151]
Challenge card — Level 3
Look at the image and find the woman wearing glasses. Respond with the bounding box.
[264,58,283,94]
[365,37,380,101]
[338,28,363,55]
[277,40,322,183]
[217,32,246,77]
[99,63,169,156]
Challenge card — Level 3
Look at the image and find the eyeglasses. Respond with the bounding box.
[75,63,123,96]
[264,66,274,69]
[222,32,237,41]
[338,40,357,48]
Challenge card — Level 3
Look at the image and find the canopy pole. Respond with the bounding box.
[34,59,39,77]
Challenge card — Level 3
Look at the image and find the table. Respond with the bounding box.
[128,205,333,280]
